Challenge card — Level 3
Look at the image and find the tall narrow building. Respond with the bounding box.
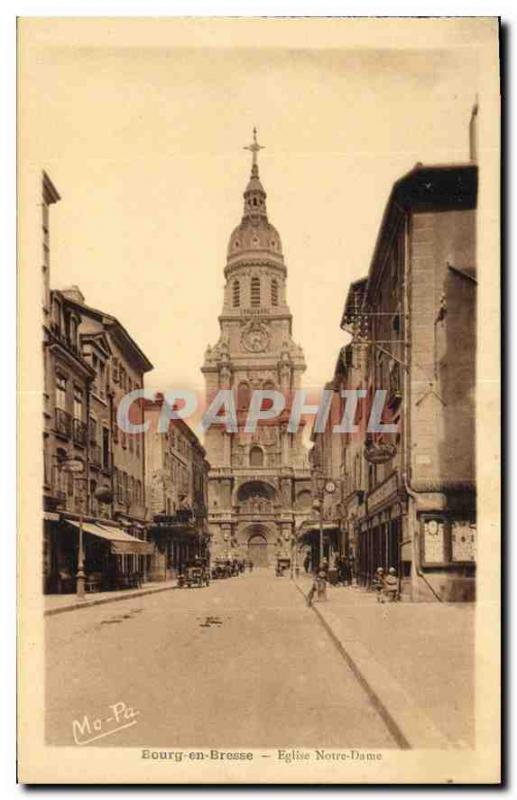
[202,130,312,565]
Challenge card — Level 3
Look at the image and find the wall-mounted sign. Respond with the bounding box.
[423,518,446,564]
[368,473,398,512]
[451,520,476,562]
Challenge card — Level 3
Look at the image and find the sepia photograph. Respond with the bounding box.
[17,15,501,784]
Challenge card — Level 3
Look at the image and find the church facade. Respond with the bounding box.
[201,131,312,566]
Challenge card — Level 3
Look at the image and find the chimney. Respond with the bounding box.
[469,98,479,163]
[61,285,85,305]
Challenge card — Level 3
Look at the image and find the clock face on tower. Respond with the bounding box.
[241,321,270,353]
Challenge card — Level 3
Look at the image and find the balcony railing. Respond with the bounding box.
[72,418,87,447]
[55,408,71,438]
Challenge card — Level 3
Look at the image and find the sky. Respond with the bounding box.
[19,18,485,394]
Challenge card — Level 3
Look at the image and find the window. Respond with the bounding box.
[89,416,97,444]
[251,277,260,307]
[112,402,119,443]
[73,386,83,421]
[232,279,240,308]
[237,382,250,410]
[99,361,106,399]
[52,299,62,334]
[55,373,67,410]
[69,317,78,350]
[271,279,279,306]
[102,426,110,470]
[249,446,264,467]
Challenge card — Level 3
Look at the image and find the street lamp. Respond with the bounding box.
[312,472,337,570]
[57,457,87,598]
[57,456,113,599]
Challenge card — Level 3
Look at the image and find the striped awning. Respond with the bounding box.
[67,520,154,555]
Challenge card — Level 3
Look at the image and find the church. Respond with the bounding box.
[201,131,312,566]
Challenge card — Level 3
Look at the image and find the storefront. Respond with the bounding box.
[43,516,154,594]
[147,514,204,581]
[356,472,406,589]
[298,520,340,573]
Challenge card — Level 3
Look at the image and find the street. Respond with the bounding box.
[46,570,396,749]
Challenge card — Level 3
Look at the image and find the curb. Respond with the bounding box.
[44,583,179,617]
[294,580,412,750]
[294,581,454,750]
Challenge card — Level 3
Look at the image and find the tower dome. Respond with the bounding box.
[226,128,284,267]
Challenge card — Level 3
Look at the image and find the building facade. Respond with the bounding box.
[334,162,477,601]
[201,132,311,566]
[145,398,210,579]
[42,173,155,593]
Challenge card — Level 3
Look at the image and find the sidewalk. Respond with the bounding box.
[44,579,178,616]
[295,574,475,749]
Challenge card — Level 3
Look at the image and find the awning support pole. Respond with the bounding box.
[76,507,86,599]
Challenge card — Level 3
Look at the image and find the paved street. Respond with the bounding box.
[46,569,396,749]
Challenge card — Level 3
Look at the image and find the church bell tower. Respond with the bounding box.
[201,130,311,565]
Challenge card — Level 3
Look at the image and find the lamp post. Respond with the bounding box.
[57,456,114,599]
[312,472,337,571]
[57,457,87,598]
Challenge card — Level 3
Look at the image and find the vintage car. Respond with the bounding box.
[177,562,210,588]
[275,556,291,577]
[210,559,232,580]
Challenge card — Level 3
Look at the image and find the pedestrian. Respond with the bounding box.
[248,559,254,572]
[333,553,341,583]
[348,553,356,585]
[307,570,328,606]
[320,557,329,578]
[372,567,385,603]
[383,567,399,602]
[303,552,311,574]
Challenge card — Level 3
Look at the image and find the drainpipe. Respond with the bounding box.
[401,212,442,603]
[85,377,91,516]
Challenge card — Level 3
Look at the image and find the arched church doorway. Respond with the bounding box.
[247,533,269,567]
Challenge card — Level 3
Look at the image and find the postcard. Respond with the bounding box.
[17,16,501,784]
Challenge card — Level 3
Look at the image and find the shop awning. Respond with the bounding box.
[298,521,340,541]
[67,521,155,556]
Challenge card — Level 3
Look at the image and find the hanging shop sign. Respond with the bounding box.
[364,441,398,464]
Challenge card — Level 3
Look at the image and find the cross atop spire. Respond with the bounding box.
[244,127,264,176]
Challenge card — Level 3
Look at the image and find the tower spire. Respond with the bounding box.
[244,127,264,177]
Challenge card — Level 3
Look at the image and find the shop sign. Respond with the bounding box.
[451,520,476,562]
[364,441,398,464]
[368,473,398,512]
